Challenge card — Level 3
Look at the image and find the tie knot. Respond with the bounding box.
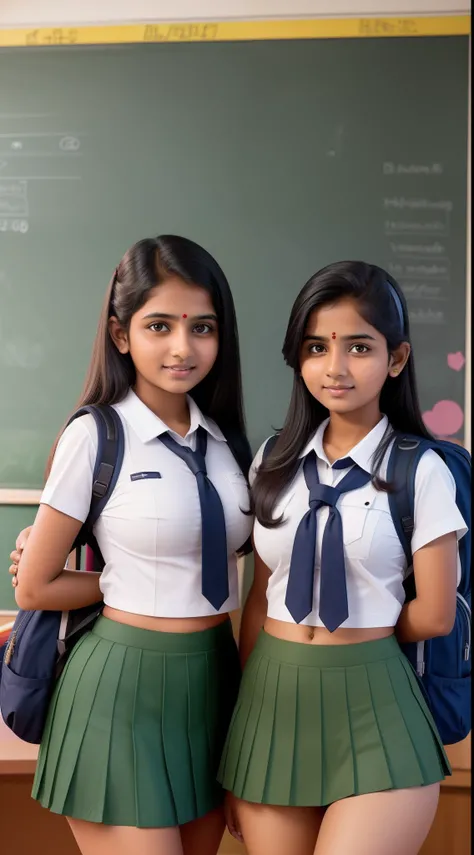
[158,432,207,477]
[331,456,355,470]
[183,447,207,477]
[309,483,340,508]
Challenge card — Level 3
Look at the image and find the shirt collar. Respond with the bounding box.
[299,415,390,474]
[114,388,226,444]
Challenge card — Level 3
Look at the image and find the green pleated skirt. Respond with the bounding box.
[218,631,450,807]
[32,616,240,827]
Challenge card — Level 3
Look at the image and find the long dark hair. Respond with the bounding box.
[48,235,252,487]
[253,260,433,528]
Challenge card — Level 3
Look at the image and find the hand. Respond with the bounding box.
[8,526,32,588]
[224,792,244,844]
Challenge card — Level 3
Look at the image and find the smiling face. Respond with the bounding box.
[109,275,219,400]
[299,297,410,420]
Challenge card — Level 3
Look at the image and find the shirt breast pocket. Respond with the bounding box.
[340,485,379,560]
[114,475,159,519]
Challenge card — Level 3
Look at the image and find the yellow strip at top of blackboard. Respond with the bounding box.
[0,15,470,48]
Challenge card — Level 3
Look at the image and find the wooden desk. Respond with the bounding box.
[0,715,37,775]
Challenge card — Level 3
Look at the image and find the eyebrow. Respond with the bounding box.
[303,333,377,342]
[142,312,218,322]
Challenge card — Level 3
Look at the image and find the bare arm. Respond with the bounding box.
[396,532,458,643]
[9,525,79,587]
[238,542,270,668]
[15,504,101,612]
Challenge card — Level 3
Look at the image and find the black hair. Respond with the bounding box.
[252,260,433,528]
[48,236,252,549]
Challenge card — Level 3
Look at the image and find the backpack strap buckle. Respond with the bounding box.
[92,462,114,498]
[398,437,421,452]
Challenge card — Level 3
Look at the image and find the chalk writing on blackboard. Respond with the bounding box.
[401,282,446,301]
[59,136,80,152]
[389,260,450,279]
[390,242,446,256]
[408,308,445,325]
[384,220,448,237]
[383,161,443,175]
[384,197,453,212]
[0,219,29,233]
[0,180,28,217]
[0,132,83,158]
[0,124,83,190]
[381,154,458,331]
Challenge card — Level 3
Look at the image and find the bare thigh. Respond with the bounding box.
[314,784,440,855]
[234,798,325,855]
[180,805,226,855]
[68,817,183,855]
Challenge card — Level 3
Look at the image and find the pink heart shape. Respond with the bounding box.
[447,352,465,371]
[423,400,464,437]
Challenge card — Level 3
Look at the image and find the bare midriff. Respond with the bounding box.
[103,605,229,633]
[264,616,395,646]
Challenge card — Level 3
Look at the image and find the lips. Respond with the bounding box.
[164,365,195,371]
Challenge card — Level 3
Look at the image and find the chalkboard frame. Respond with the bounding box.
[0,491,41,505]
[0,14,470,51]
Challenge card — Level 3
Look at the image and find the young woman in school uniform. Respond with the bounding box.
[218,261,468,855]
[9,235,253,855]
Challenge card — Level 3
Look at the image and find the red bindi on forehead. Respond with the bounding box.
[182,314,188,318]
[331,332,336,339]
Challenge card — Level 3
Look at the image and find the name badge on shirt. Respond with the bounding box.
[130,471,162,481]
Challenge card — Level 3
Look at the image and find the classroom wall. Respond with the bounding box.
[0,0,470,26]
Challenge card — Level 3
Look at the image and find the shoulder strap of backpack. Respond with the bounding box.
[387,434,470,571]
[66,405,125,565]
[386,435,430,568]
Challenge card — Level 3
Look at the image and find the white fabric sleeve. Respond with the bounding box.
[40,415,98,523]
[412,449,468,555]
[249,437,276,487]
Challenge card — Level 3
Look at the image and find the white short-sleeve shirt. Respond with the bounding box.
[251,416,468,628]
[41,389,252,618]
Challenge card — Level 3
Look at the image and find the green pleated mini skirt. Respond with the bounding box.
[32,616,240,827]
[218,631,450,807]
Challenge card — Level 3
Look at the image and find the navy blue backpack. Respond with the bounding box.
[263,432,471,745]
[0,405,124,744]
[387,436,471,745]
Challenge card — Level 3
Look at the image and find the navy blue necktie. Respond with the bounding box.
[159,427,229,610]
[285,452,371,631]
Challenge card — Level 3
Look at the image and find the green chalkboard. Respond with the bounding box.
[0,506,37,610]
[0,36,469,605]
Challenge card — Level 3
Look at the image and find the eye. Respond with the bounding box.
[149,322,169,333]
[309,344,327,354]
[193,323,214,335]
[350,344,370,354]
